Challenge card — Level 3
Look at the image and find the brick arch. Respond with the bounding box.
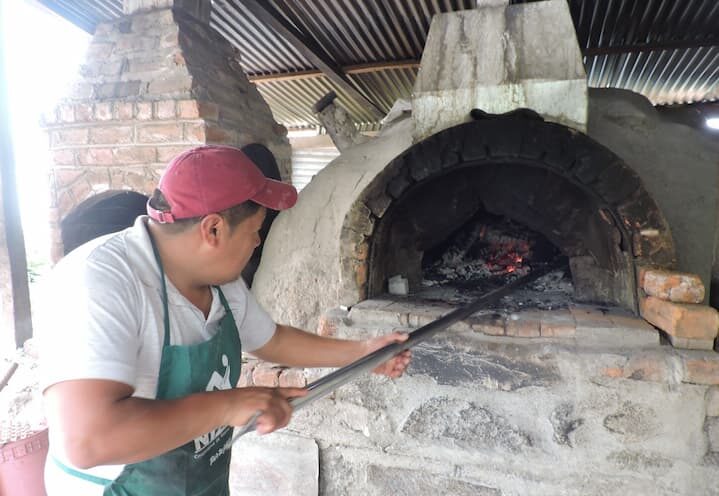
[340,111,676,310]
[49,165,159,261]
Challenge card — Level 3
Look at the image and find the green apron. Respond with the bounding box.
[55,228,242,495]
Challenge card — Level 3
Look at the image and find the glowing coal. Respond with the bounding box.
[419,213,572,310]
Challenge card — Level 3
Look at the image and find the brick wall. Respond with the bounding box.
[42,7,291,261]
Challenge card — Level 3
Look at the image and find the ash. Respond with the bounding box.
[0,341,45,443]
[417,266,573,312]
[419,214,573,311]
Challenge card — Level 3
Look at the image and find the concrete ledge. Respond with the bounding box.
[505,311,541,337]
[570,305,659,348]
[539,309,576,338]
[347,300,658,348]
[668,335,715,351]
[347,298,410,326]
[681,353,719,385]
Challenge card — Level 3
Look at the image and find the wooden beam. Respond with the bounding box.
[0,13,33,348]
[248,59,420,84]
[585,39,719,56]
[344,59,420,75]
[249,69,323,83]
[237,0,384,118]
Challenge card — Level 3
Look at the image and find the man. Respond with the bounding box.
[40,145,411,495]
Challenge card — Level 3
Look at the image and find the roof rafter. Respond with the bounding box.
[237,0,385,118]
[585,39,719,56]
[248,59,421,83]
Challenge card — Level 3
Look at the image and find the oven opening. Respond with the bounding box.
[419,210,571,311]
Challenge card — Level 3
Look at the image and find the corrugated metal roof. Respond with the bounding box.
[38,0,719,128]
[37,0,122,32]
[212,0,312,72]
[587,47,719,104]
[211,0,472,126]
[291,147,340,191]
[347,68,418,117]
[564,0,719,105]
[255,76,381,128]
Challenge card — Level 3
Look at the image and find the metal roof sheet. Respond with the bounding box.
[38,0,719,128]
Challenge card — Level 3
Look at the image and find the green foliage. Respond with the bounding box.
[26,258,48,283]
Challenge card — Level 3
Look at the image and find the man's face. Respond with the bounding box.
[217,206,267,283]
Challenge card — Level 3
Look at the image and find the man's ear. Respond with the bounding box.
[198,214,224,247]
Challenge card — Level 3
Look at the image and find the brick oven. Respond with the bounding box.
[41,3,291,261]
[247,1,719,494]
[360,109,673,313]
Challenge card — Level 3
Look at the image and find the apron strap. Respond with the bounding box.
[214,285,231,313]
[214,286,240,333]
[52,456,113,486]
[146,222,237,349]
[147,226,171,348]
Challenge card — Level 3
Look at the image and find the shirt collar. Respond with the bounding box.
[125,216,220,309]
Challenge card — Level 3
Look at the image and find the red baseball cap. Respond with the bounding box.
[147,145,297,223]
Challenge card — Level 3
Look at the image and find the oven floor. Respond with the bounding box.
[344,295,656,346]
[416,267,573,312]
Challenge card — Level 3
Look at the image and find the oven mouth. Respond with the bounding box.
[416,210,572,312]
[349,114,676,316]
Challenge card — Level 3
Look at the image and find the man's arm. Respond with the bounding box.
[43,379,305,469]
[251,325,411,377]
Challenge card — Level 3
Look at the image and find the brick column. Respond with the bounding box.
[42,6,291,261]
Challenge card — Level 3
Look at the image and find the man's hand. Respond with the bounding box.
[252,325,412,376]
[363,332,412,378]
[224,387,307,435]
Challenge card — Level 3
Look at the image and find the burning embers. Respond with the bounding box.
[418,212,572,310]
[423,212,557,284]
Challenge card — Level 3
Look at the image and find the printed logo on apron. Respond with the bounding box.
[193,354,233,462]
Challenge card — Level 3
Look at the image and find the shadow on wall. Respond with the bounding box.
[61,190,148,255]
[58,144,283,282]
[240,143,281,288]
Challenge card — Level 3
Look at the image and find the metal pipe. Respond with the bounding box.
[229,259,562,444]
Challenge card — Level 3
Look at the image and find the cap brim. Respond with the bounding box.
[252,178,298,211]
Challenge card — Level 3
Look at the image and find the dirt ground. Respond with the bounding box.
[0,339,45,444]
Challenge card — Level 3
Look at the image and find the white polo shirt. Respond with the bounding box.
[39,216,276,495]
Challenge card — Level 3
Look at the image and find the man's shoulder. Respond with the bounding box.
[50,228,151,294]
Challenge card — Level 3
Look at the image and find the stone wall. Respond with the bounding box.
[258,303,719,495]
[41,6,291,260]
